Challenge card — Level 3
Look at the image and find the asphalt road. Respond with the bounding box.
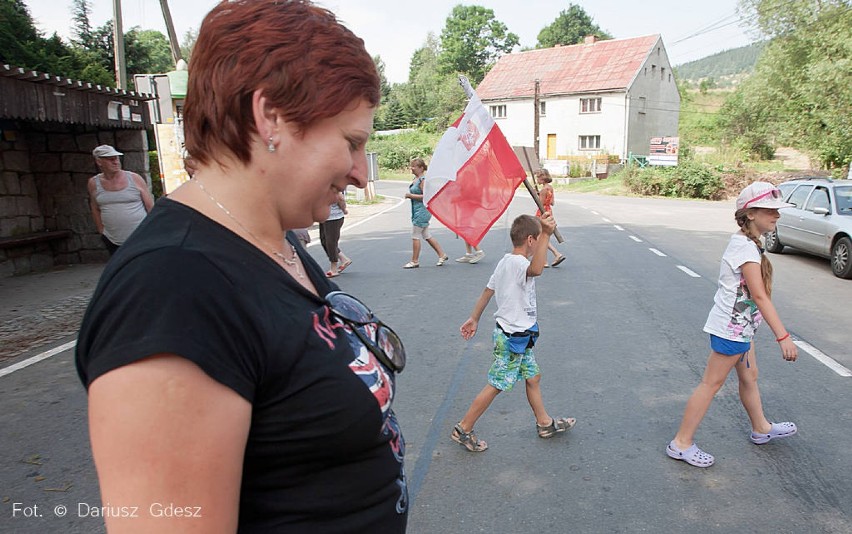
[1,180,850,533]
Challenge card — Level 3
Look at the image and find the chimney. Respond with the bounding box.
[584,35,598,45]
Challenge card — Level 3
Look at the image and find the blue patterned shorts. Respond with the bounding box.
[487,328,541,392]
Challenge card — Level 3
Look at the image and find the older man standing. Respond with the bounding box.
[87,145,154,255]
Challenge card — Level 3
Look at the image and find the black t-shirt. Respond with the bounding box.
[76,198,408,532]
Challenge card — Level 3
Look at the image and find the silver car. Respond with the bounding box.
[764,178,852,278]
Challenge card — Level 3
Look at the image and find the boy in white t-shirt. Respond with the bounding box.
[451,213,576,452]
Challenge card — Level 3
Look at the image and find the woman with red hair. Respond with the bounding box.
[76,1,408,531]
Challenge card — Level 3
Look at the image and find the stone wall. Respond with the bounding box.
[0,122,149,277]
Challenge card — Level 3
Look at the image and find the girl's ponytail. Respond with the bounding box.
[735,208,773,296]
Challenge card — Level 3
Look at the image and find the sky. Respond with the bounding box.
[24,0,759,84]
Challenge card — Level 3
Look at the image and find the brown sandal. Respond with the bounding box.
[536,416,576,438]
[451,423,488,452]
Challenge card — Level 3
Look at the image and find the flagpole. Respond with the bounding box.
[458,76,564,243]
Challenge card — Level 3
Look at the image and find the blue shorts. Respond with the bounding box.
[710,334,751,356]
[487,328,541,392]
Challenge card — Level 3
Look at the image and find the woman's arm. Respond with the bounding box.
[88,354,252,533]
[741,262,797,361]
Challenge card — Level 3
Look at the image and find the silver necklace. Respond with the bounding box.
[194,179,304,279]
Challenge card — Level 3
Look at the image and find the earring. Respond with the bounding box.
[267,137,276,153]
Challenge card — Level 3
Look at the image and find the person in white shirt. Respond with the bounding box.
[451,213,576,452]
[667,182,799,468]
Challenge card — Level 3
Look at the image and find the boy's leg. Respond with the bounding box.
[524,374,551,426]
[458,384,501,433]
[672,351,739,450]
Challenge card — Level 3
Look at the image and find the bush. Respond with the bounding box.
[621,159,724,200]
[366,129,441,171]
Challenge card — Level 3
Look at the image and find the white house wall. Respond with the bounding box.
[482,38,681,164]
[490,93,627,162]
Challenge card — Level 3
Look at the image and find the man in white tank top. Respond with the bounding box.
[87,145,155,255]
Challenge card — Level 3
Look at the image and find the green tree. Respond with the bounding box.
[373,55,391,99]
[128,28,174,73]
[438,5,518,85]
[180,27,197,63]
[0,0,49,68]
[536,4,612,48]
[722,0,852,167]
[71,0,95,48]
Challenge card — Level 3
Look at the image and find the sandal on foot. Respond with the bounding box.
[339,259,352,272]
[536,416,576,438]
[436,255,449,266]
[750,421,797,444]
[552,254,566,267]
[403,261,420,269]
[451,423,488,452]
[666,441,714,467]
[325,271,339,278]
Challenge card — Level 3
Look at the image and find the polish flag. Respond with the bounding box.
[423,90,527,246]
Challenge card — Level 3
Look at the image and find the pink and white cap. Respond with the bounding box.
[736,182,794,210]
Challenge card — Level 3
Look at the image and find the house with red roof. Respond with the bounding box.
[476,35,680,167]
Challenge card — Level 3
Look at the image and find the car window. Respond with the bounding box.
[777,183,796,200]
[805,186,830,212]
[786,185,814,209]
[835,185,852,214]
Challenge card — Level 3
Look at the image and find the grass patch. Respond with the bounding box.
[555,175,629,195]
[378,170,412,181]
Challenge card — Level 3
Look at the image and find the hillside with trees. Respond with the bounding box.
[674,42,765,87]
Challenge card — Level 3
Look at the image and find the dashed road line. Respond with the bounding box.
[614,225,624,231]
[629,235,642,242]
[649,248,667,257]
[677,265,701,278]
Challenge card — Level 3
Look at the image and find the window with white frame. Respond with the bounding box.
[539,101,546,116]
[579,135,601,150]
[580,98,601,113]
[489,105,506,119]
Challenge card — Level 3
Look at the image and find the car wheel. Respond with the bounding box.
[831,236,852,279]
[764,230,784,253]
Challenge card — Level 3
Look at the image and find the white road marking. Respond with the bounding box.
[614,225,624,231]
[677,265,701,278]
[0,340,76,379]
[794,339,852,377]
[629,235,642,242]
[602,217,612,223]
[591,210,600,215]
[649,248,667,257]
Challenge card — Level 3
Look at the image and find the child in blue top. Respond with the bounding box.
[452,213,575,452]
[667,182,799,468]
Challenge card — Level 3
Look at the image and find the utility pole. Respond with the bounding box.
[533,79,540,161]
[112,0,126,90]
[158,0,183,66]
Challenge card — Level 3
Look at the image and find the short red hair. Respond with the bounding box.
[184,0,380,166]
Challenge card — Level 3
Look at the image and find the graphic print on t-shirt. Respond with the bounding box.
[727,273,762,338]
[311,306,408,513]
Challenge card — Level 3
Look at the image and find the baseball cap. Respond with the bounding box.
[92,145,123,158]
[736,182,794,210]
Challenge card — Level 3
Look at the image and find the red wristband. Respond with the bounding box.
[776,333,790,342]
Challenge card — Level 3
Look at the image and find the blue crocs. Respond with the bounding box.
[750,421,797,444]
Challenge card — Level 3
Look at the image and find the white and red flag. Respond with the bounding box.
[423,87,527,246]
